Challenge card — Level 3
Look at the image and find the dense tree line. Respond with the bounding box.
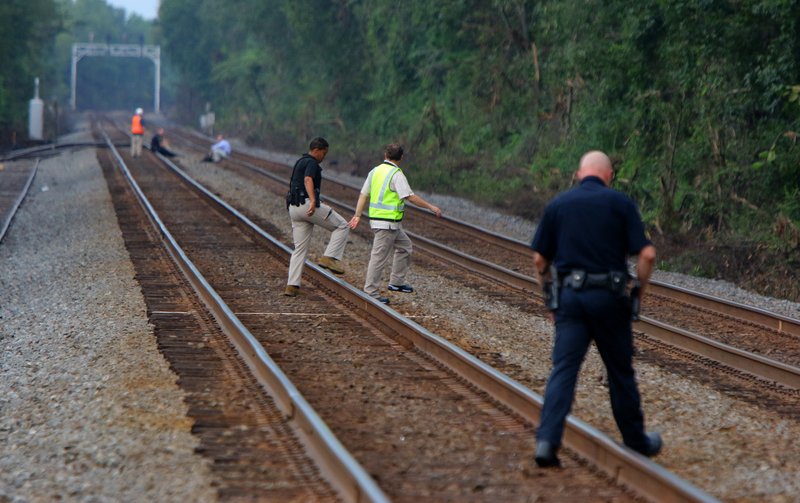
[0,0,156,145]
[160,1,800,263]
[0,0,61,144]
[2,1,797,291]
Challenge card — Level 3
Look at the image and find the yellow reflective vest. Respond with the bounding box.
[368,162,405,221]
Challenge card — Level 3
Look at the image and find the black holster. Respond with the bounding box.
[562,270,627,294]
[285,187,304,209]
[629,279,642,321]
[543,280,559,311]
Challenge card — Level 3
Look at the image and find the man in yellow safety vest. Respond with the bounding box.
[348,143,442,304]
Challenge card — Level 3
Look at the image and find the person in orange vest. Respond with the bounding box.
[130,108,144,158]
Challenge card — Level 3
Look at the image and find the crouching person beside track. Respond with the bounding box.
[284,137,350,297]
[203,134,231,162]
[348,143,442,304]
[151,128,177,158]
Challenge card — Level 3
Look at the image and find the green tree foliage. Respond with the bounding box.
[160,0,800,251]
[0,0,61,144]
[0,0,159,144]
[572,0,800,240]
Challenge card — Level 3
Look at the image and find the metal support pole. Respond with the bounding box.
[154,46,161,113]
[70,49,78,110]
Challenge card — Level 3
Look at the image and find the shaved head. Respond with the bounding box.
[577,150,613,185]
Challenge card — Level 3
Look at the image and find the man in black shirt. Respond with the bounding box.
[150,128,176,157]
[530,150,661,467]
[284,137,350,296]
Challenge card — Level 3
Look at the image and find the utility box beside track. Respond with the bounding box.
[29,78,44,141]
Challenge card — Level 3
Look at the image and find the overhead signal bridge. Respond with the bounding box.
[70,43,161,112]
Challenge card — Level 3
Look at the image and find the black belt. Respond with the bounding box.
[560,270,627,293]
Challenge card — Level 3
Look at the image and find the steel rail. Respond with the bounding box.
[637,315,800,388]
[330,168,800,338]
[139,129,717,503]
[195,152,537,293]
[170,127,800,340]
[179,150,800,390]
[0,158,40,244]
[295,162,529,255]
[100,128,390,503]
[0,141,108,161]
[646,282,800,338]
[171,128,527,254]
[324,200,800,390]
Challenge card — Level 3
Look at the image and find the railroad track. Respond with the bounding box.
[1,140,129,244]
[0,141,108,161]
[97,119,715,501]
[163,127,800,393]
[97,120,370,501]
[0,158,39,244]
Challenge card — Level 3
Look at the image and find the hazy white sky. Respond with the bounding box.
[105,0,159,20]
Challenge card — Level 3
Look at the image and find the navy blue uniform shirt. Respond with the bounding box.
[531,176,650,275]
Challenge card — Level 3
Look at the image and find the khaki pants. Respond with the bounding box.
[130,134,143,157]
[212,148,228,162]
[287,200,349,287]
[364,228,412,297]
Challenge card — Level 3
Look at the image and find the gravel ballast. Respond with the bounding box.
[0,136,216,502]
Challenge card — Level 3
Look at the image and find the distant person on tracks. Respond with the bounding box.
[530,150,660,467]
[150,128,177,158]
[348,143,442,304]
[284,137,350,297]
[130,107,144,158]
[202,134,231,162]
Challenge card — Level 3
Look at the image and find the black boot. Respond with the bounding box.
[534,441,561,467]
[643,432,662,457]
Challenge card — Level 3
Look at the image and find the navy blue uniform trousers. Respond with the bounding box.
[537,287,650,453]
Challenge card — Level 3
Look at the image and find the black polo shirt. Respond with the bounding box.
[289,154,322,207]
[531,176,651,275]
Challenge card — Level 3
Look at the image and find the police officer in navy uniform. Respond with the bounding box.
[530,150,661,467]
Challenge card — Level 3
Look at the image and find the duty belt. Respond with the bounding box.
[560,270,627,294]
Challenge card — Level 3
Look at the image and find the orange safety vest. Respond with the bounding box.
[131,115,144,135]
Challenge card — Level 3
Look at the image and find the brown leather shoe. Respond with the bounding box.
[317,256,345,275]
[284,285,300,297]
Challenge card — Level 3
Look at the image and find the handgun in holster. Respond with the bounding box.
[543,279,559,311]
[285,185,303,209]
[629,278,642,321]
